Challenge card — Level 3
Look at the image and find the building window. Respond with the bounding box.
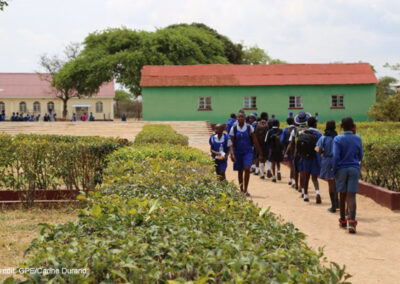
[198,97,212,110]
[96,101,103,113]
[33,101,41,113]
[47,101,54,113]
[19,102,27,113]
[243,96,257,109]
[331,95,344,108]
[0,101,4,112]
[289,96,303,108]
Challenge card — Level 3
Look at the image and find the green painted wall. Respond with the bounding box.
[142,84,376,123]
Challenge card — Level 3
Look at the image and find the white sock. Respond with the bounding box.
[251,164,256,170]
[255,167,259,174]
[277,170,281,174]
[304,194,308,199]
[267,161,271,171]
[301,188,305,194]
[316,190,320,195]
[260,163,265,175]
[292,179,296,184]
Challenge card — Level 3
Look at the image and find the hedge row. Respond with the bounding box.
[134,124,189,146]
[0,134,129,192]
[12,125,350,283]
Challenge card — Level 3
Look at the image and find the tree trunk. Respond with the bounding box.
[62,98,68,119]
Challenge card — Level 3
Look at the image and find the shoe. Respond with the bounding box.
[267,170,272,178]
[316,194,321,204]
[304,197,309,202]
[288,180,292,186]
[300,193,304,198]
[254,171,259,176]
[250,167,255,173]
[245,191,250,197]
[260,175,265,179]
[272,177,277,183]
[348,219,357,234]
[339,218,347,229]
[327,207,336,213]
[277,172,281,180]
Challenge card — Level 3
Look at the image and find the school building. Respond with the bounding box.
[140,63,377,123]
[0,73,114,120]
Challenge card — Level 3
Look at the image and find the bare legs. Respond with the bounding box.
[238,168,250,194]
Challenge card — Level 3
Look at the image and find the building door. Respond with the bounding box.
[75,107,88,120]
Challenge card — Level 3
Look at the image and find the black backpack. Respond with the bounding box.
[271,131,283,152]
[296,129,319,159]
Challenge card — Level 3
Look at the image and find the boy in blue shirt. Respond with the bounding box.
[209,124,232,181]
[230,112,262,196]
[316,120,338,213]
[333,117,363,234]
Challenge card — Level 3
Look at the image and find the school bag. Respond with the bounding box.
[283,126,296,147]
[255,120,268,143]
[296,129,319,159]
[233,125,253,145]
[271,130,283,152]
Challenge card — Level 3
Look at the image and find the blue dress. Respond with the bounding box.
[209,133,231,174]
[317,135,335,179]
[229,124,254,171]
[298,128,322,175]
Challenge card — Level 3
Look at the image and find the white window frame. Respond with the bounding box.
[96,101,103,113]
[243,96,257,109]
[289,96,302,108]
[47,101,55,112]
[331,95,344,108]
[198,96,212,110]
[19,102,27,113]
[33,101,41,113]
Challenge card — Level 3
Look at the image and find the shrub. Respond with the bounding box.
[134,124,188,146]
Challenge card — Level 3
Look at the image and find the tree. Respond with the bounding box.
[0,1,8,11]
[376,76,398,102]
[114,89,133,117]
[368,93,400,121]
[38,42,83,119]
[55,24,240,97]
[242,45,287,65]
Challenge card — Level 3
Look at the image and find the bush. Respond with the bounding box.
[134,124,189,146]
[13,128,350,282]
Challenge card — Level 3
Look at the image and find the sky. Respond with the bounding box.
[0,0,399,80]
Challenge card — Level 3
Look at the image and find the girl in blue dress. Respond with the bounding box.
[209,124,232,181]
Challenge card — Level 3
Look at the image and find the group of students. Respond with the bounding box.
[210,110,363,234]
[72,112,95,122]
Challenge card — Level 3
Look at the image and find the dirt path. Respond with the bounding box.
[190,144,400,284]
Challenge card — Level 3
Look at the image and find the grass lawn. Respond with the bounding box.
[0,206,78,281]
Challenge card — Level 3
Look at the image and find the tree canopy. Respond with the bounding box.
[0,0,8,11]
[376,76,398,102]
[53,23,285,97]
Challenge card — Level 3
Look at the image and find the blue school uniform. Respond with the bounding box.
[229,123,254,171]
[209,133,231,174]
[225,118,236,134]
[317,135,335,179]
[298,127,322,175]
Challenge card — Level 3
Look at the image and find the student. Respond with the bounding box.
[281,117,297,186]
[0,110,5,121]
[72,113,77,122]
[11,112,16,121]
[333,117,363,234]
[288,111,294,119]
[265,119,283,182]
[316,120,338,213]
[225,114,236,133]
[35,114,41,121]
[315,112,319,122]
[121,114,127,121]
[270,114,276,121]
[297,116,322,202]
[230,112,262,196]
[209,124,232,181]
[89,112,95,121]
[254,112,269,179]
[248,113,258,174]
[81,112,87,121]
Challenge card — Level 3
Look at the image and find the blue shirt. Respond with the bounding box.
[280,125,296,144]
[225,118,236,133]
[317,135,335,158]
[332,131,363,172]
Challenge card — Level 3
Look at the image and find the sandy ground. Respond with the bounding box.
[1,121,399,283]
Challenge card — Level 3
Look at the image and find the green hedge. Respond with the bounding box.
[134,124,189,146]
[0,134,129,192]
[12,130,350,282]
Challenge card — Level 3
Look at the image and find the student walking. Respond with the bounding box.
[225,113,237,134]
[291,113,322,202]
[209,124,232,181]
[230,112,262,196]
[265,119,283,182]
[254,112,269,179]
[333,117,363,234]
[281,117,297,186]
[316,120,338,213]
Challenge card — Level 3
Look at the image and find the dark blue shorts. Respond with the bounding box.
[215,159,228,174]
[233,152,253,171]
[335,167,360,193]
[298,156,321,176]
[320,158,334,179]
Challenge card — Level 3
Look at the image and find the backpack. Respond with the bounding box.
[255,120,268,143]
[296,129,319,159]
[283,126,296,147]
[233,125,253,146]
[271,131,283,152]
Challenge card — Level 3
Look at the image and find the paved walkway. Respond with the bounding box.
[178,125,400,284]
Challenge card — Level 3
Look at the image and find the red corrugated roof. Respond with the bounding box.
[0,73,114,98]
[140,63,378,87]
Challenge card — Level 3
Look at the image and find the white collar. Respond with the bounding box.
[213,134,225,142]
[236,123,249,132]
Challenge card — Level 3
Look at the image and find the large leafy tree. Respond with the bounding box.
[376,76,398,102]
[368,93,400,121]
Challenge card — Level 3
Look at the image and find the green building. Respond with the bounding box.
[141,63,377,123]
